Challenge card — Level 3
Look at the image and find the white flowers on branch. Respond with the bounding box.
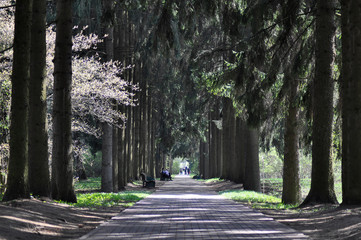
[47,26,137,137]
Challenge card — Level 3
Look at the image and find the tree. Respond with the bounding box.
[101,0,115,193]
[28,0,50,197]
[341,0,361,205]
[221,97,235,180]
[244,126,261,192]
[282,74,301,204]
[2,0,33,201]
[302,0,338,205]
[51,0,77,203]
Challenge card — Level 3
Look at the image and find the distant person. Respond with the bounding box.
[161,167,172,180]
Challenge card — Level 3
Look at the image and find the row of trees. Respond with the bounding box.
[196,0,361,206]
[3,0,361,208]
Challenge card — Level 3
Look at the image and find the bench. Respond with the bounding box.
[140,173,155,188]
[160,174,172,181]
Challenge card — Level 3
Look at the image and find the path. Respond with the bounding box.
[80,175,308,239]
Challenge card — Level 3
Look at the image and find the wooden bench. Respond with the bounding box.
[140,173,155,188]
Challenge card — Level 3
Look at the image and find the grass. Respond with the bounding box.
[71,177,151,208]
[70,191,151,208]
[196,177,223,183]
[220,190,297,210]
[74,177,101,192]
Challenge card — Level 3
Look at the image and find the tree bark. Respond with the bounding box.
[51,0,76,203]
[101,123,113,192]
[235,118,246,184]
[341,0,361,205]
[3,0,33,201]
[244,126,261,192]
[221,97,235,180]
[302,0,338,205]
[28,0,50,197]
[282,76,301,204]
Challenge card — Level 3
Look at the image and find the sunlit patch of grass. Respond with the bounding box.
[221,190,280,203]
[220,190,297,209]
[74,177,101,192]
[59,191,151,208]
[197,178,223,183]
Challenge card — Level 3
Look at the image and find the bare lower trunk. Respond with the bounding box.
[302,0,337,205]
[51,0,76,203]
[282,76,301,204]
[341,0,361,204]
[3,0,32,201]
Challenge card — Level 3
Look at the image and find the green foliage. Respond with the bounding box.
[60,191,150,208]
[0,78,11,142]
[171,158,180,173]
[83,150,102,177]
[74,177,101,191]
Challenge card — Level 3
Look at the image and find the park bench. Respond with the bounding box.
[160,174,171,181]
[140,173,155,188]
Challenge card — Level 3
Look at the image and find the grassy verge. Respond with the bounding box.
[74,177,101,192]
[69,191,151,208]
[197,177,223,183]
[71,177,151,208]
[220,190,297,209]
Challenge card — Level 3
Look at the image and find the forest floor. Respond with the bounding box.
[0,179,359,239]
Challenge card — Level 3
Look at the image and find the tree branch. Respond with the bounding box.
[0,45,13,55]
[0,4,15,10]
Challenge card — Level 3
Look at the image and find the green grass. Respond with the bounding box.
[71,177,151,208]
[60,191,151,208]
[74,177,101,191]
[197,177,223,183]
[220,190,297,209]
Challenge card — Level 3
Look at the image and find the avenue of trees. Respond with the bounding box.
[1,0,361,207]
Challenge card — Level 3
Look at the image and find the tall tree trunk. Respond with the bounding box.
[302,0,338,205]
[51,0,76,203]
[282,76,301,204]
[28,0,50,197]
[101,0,115,193]
[235,118,246,184]
[148,88,155,177]
[101,123,113,192]
[112,126,118,192]
[244,126,261,192]
[2,0,33,201]
[221,97,235,180]
[341,0,361,205]
[118,126,125,190]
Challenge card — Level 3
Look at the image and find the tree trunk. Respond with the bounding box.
[112,126,118,192]
[302,0,338,205]
[3,0,32,201]
[235,118,246,184]
[118,126,125,190]
[28,0,50,197]
[101,0,115,193]
[51,0,76,203]
[101,123,113,192]
[221,97,235,180]
[282,76,301,204]
[341,0,361,205]
[244,126,261,192]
